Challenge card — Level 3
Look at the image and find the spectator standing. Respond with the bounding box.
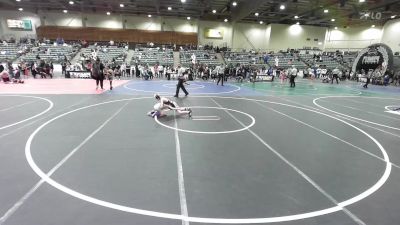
[92,58,105,90]
[104,66,114,90]
[120,63,126,77]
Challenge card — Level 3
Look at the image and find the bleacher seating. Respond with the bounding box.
[81,45,127,64]
[20,44,79,63]
[180,50,220,66]
[131,48,173,66]
[271,53,307,69]
[224,52,266,66]
[300,54,342,69]
[0,43,29,62]
[341,53,357,69]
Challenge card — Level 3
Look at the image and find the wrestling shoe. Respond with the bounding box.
[188,108,192,118]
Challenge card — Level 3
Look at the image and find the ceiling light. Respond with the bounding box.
[280,5,285,10]
[359,0,365,2]
[168,6,172,10]
[69,1,74,5]
[259,21,263,24]
[232,1,237,6]
[334,26,338,29]
[296,22,300,25]
[18,8,23,11]
[181,0,186,3]
[391,15,396,19]
[224,18,228,22]
[331,18,335,21]
[294,15,299,19]
[63,9,68,13]
[148,14,152,17]
[106,12,111,15]
[371,24,375,27]
[187,16,191,20]
[324,9,329,13]
[119,3,124,7]
[16,0,21,2]
[255,12,259,16]
[212,9,217,14]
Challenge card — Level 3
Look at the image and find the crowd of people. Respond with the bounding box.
[2,37,400,88]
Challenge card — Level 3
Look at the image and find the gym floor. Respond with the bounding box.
[0,78,399,225]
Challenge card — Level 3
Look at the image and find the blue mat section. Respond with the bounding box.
[110,80,262,96]
[109,79,400,97]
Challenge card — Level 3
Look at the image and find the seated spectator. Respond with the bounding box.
[0,65,10,83]
[0,65,24,84]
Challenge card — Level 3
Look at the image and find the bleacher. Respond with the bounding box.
[180,50,220,67]
[300,54,342,69]
[81,45,127,64]
[0,43,28,62]
[131,48,173,66]
[271,53,307,69]
[20,44,78,63]
[224,52,266,66]
[340,53,357,69]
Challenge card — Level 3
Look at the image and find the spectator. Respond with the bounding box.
[0,65,10,83]
[92,58,104,90]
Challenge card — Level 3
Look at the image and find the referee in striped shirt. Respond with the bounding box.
[174,65,189,97]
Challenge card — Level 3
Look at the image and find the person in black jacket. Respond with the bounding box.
[92,58,105,90]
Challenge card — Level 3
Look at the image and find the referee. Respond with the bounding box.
[174,65,189,97]
[331,67,340,84]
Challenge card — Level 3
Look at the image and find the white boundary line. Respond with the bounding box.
[155,106,255,134]
[268,96,400,169]
[384,105,400,111]
[163,83,205,90]
[0,97,90,140]
[318,99,400,122]
[313,96,400,131]
[0,101,130,224]
[385,105,400,116]
[123,81,241,95]
[23,96,391,224]
[243,85,362,96]
[0,95,54,130]
[172,112,190,225]
[192,118,220,121]
[0,100,38,112]
[210,98,366,225]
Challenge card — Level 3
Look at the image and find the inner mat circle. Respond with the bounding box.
[124,81,241,95]
[162,83,205,90]
[155,106,255,134]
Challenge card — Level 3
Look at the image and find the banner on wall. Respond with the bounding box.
[7,19,32,30]
[204,28,224,39]
[352,43,393,74]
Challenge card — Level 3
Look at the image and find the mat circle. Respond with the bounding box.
[155,106,255,134]
[124,81,241,95]
[162,83,205,90]
[25,96,391,224]
[0,95,54,130]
